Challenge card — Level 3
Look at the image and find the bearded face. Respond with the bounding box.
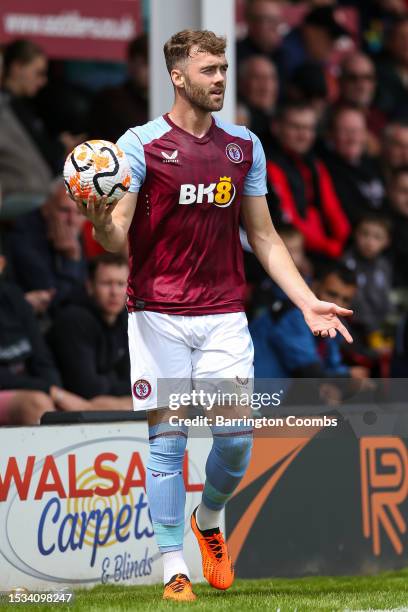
[171,49,228,113]
[183,71,225,112]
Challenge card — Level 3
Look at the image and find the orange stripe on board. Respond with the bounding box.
[227,430,321,563]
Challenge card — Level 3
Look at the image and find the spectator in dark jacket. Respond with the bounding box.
[266,101,350,260]
[2,39,64,176]
[48,253,131,408]
[0,256,91,425]
[250,262,368,379]
[323,105,386,225]
[6,180,87,312]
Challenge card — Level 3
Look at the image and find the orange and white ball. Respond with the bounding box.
[63,139,131,203]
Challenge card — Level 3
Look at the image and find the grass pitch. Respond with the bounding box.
[6,569,408,612]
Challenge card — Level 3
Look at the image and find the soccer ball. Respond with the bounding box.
[63,139,131,204]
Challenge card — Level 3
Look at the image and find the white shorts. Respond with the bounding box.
[128,311,254,411]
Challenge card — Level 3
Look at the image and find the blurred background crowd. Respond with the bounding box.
[1,0,408,425]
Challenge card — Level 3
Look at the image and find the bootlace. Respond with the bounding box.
[204,532,224,560]
[170,575,189,592]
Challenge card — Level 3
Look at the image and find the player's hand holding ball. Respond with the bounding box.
[63,139,131,228]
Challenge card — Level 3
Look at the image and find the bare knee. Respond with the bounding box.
[8,391,55,425]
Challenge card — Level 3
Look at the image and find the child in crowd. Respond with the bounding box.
[343,214,392,349]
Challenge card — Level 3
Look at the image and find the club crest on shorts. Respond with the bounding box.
[133,379,152,399]
[226,143,243,164]
[236,376,249,386]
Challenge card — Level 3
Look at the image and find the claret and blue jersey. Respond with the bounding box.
[117,113,267,315]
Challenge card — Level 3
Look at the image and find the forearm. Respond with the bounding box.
[249,230,316,310]
[92,222,127,253]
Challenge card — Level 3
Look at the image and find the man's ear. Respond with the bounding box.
[171,68,185,89]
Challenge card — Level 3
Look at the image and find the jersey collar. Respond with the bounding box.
[163,113,215,144]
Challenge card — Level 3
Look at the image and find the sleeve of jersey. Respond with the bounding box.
[243,131,268,197]
[116,130,146,193]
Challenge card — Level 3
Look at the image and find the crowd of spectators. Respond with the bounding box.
[1,0,408,425]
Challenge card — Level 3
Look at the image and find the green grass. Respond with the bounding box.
[2,570,408,612]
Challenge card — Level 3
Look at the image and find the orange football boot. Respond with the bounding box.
[162,573,197,601]
[191,506,235,590]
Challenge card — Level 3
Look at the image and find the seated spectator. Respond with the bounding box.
[387,166,408,287]
[323,105,386,225]
[89,34,148,142]
[343,214,393,346]
[337,52,386,155]
[376,16,408,118]
[250,262,368,379]
[280,5,351,97]
[237,0,286,79]
[48,253,132,409]
[238,55,279,136]
[381,119,408,180]
[6,180,87,312]
[0,41,52,203]
[2,39,63,177]
[266,101,350,260]
[0,255,91,426]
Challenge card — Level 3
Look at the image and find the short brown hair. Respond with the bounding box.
[327,103,365,132]
[89,253,128,281]
[127,33,148,63]
[3,39,45,77]
[163,29,226,73]
[355,213,392,237]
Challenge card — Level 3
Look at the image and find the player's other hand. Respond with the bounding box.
[302,299,353,344]
[74,195,118,229]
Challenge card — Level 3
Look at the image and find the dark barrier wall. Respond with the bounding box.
[226,423,408,577]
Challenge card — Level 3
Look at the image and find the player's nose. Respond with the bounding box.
[214,69,225,84]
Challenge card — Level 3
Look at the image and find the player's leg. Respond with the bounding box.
[197,403,253,526]
[128,311,196,600]
[146,407,196,601]
[191,312,254,590]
